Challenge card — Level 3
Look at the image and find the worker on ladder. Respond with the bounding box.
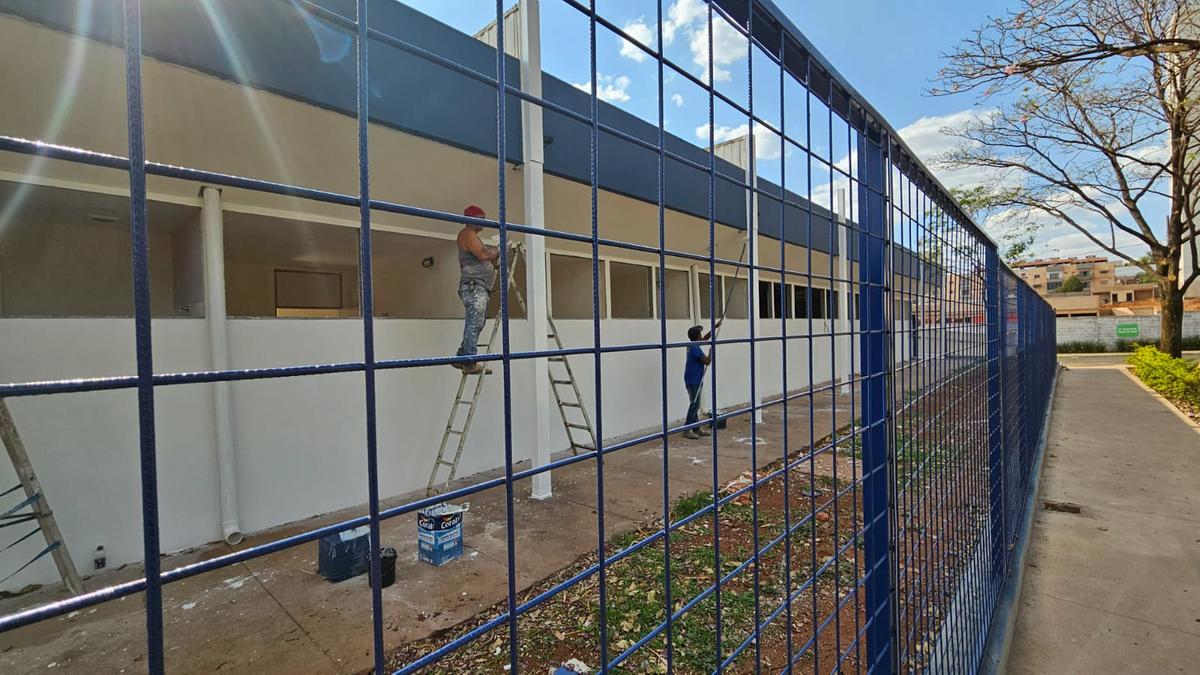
[682,321,720,439]
[455,205,499,374]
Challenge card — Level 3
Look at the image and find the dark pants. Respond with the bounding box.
[685,383,703,426]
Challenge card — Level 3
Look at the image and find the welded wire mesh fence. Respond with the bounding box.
[0,0,1056,672]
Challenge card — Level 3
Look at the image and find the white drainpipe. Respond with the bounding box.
[201,186,242,545]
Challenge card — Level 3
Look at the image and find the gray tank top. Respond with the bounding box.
[459,243,496,289]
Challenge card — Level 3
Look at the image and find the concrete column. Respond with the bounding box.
[747,142,764,423]
[519,0,553,500]
[836,189,852,395]
[201,186,242,545]
[688,264,701,323]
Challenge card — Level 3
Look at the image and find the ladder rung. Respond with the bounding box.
[446,429,463,435]
[550,379,572,385]
[455,399,472,405]
[548,357,566,363]
[565,423,591,431]
[437,460,455,467]
[560,402,582,408]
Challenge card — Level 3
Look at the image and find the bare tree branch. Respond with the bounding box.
[932,0,1200,356]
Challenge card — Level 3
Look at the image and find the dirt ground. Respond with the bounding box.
[0,384,865,675]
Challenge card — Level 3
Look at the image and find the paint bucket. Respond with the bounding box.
[318,525,371,582]
[417,502,469,566]
[371,547,397,588]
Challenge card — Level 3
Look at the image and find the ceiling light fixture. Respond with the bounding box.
[86,210,119,224]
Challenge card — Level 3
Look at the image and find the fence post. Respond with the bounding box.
[857,126,894,673]
[984,249,1005,588]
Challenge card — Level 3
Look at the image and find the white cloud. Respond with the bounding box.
[891,108,1160,258]
[688,13,746,82]
[627,1,745,83]
[897,109,991,160]
[986,195,1153,260]
[620,19,653,63]
[694,123,782,161]
[696,122,748,144]
[671,93,685,107]
[664,0,706,45]
[573,74,632,104]
[893,108,1026,192]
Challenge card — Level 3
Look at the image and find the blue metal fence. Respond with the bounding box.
[0,0,1056,672]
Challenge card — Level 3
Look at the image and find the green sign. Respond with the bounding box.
[1116,323,1139,338]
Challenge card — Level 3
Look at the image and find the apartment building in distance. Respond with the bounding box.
[1014,256,1115,293]
[1012,256,1159,316]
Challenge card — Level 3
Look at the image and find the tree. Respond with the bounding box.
[934,0,1200,357]
[949,185,1045,264]
[1135,253,1159,283]
[1058,275,1085,292]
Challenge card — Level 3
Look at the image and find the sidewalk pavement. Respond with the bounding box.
[1007,363,1200,674]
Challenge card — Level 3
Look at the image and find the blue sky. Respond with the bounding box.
[400,0,1012,135]
[396,1,1154,259]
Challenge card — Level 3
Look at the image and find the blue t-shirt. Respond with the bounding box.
[684,344,707,386]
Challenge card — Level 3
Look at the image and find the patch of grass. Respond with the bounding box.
[671,491,713,521]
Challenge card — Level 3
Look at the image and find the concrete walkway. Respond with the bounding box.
[1008,364,1200,674]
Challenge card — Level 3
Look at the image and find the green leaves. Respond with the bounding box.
[1128,346,1200,408]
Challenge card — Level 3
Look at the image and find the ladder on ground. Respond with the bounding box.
[0,399,84,595]
[427,244,597,496]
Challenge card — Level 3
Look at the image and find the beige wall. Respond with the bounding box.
[0,16,906,324]
[550,254,607,319]
[225,260,358,317]
[1047,292,1100,317]
[0,218,176,317]
[0,15,851,312]
[171,212,205,316]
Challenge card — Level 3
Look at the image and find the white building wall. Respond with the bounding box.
[0,319,221,591]
[1056,313,1200,346]
[0,314,880,590]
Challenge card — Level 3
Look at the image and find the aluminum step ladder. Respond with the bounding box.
[426,244,596,496]
[544,314,597,455]
[0,399,84,595]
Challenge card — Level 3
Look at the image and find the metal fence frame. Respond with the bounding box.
[0,1,1056,672]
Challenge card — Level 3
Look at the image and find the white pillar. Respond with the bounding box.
[747,141,764,423]
[201,186,242,545]
[519,0,553,500]
[836,189,852,395]
[688,264,701,323]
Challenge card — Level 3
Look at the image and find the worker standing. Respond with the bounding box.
[455,205,499,374]
[682,321,720,439]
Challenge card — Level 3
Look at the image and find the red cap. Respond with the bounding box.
[463,205,486,219]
